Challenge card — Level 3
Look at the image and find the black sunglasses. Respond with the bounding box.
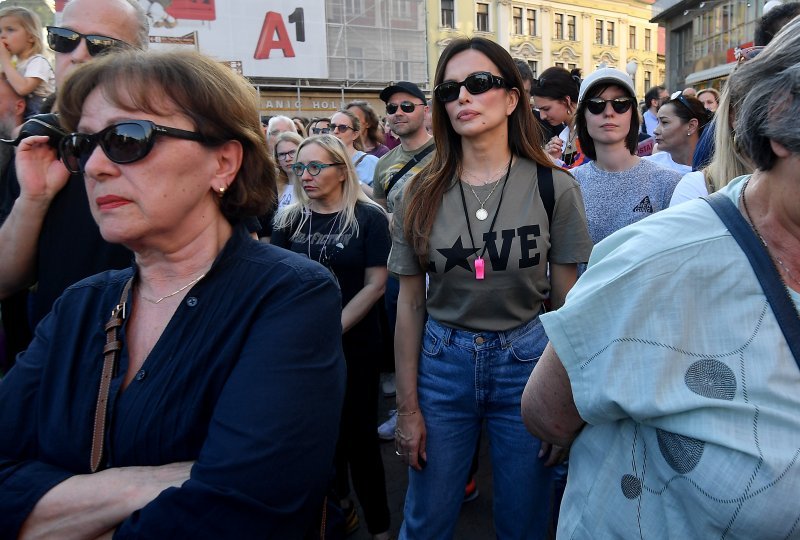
[46,26,128,57]
[329,123,355,134]
[585,97,635,115]
[311,127,331,135]
[386,101,425,115]
[434,72,506,103]
[0,114,67,150]
[59,120,214,174]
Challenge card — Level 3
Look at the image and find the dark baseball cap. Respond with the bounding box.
[380,81,427,104]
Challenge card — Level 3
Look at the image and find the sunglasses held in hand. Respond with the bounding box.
[59,120,218,174]
[434,71,506,103]
[0,114,67,149]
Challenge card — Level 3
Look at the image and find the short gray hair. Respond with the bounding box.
[730,15,800,170]
[124,0,150,49]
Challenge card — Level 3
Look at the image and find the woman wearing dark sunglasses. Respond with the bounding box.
[0,49,346,539]
[272,135,392,540]
[330,109,380,196]
[646,91,711,174]
[571,68,681,245]
[389,37,592,539]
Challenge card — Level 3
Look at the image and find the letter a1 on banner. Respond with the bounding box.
[255,12,297,59]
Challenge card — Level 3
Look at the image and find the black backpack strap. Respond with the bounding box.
[704,191,800,366]
[536,164,555,225]
[384,144,434,196]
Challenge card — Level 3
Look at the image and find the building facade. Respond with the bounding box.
[652,0,767,92]
[427,0,666,98]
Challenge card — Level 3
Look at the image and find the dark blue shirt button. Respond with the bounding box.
[186,297,198,307]
[135,369,146,381]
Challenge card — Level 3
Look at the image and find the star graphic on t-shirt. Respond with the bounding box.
[436,237,479,273]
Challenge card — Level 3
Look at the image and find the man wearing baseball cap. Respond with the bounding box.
[570,68,681,245]
[373,81,435,435]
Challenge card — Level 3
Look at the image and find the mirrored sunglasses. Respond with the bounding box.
[60,120,214,174]
[669,91,695,115]
[434,72,506,103]
[585,97,635,115]
[311,127,331,135]
[386,101,425,115]
[46,26,128,57]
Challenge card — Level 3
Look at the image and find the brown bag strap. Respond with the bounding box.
[90,277,133,473]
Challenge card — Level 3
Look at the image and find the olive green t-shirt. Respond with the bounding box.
[372,139,436,214]
[388,157,592,332]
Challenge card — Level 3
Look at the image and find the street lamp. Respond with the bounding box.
[626,60,638,92]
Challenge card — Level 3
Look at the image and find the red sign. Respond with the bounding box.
[166,0,216,21]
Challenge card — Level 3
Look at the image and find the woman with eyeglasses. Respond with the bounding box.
[330,109,379,194]
[273,131,303,209]
[530,66,588,168]
[571,68,681,245]
[272,135,392,540]
[390,37,592,539]
[346,100,390,158]
[646,91,711,174]
[0,50,346,538]
[522,18,800,537]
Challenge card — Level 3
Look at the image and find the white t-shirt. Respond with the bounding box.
[352,151,378,186]
[643,150,692,175]
[16,54,54,98]
[669,170,708,207]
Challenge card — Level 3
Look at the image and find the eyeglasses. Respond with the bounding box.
[585,97,635,115]
[276,149,296,161]
[434,72,506,103]
[329,124,355,134]
[386,101,425,115]
[291,162,340,177]
[59,120,213,174]
[0,114,67,149]
[734,45,764,63]
[669,91,696,116]
[311,127,331,135]
[46,26,128,57]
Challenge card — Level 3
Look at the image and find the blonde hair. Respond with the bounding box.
[0,6,43,56]
[274,134,384,240]
[702,85,752,193]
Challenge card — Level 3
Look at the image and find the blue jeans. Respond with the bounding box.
[400,316,555,540]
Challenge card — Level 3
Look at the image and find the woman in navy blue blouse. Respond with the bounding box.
[0,50,346,539]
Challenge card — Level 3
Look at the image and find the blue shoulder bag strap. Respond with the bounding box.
[704,191,800,366]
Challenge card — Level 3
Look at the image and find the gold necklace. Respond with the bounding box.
[741,180,800,288]
[139,273,206,304]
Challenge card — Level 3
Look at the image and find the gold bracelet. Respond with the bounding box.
[396,410,418,416]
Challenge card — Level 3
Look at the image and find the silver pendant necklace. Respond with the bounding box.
[139,273,206,304]
[465,158,513,221]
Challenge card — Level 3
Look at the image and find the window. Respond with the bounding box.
[645,28,652,50]
[567,15,576,40]
[476,3,489,32]
[644,70,652,91]
[568,63,577,71]
[554,13,564,39]
[629,25,636,49]
[347,47,364,81]
[607,21,615,46]
[395,50,410,81]
[528,60,538,78]
[596,20,603,44]
[527,9,536,35]
[345,0,365,14]
[441,0,454,28]
[555,62,564,68]
[392,0,411,18]
[513,7,523,34]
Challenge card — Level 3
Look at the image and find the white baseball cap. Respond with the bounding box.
[578,68,636,103]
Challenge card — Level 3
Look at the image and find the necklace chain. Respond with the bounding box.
[462,158,512,221]
[741,179,800,288]
[139,273,206,304]
[461,163,509,185]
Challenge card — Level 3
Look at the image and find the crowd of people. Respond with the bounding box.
[0,0,798,539]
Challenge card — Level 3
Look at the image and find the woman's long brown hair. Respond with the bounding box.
[403,37,554,264]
